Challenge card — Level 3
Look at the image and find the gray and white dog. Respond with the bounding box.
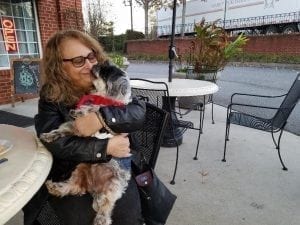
[41,62,132,225]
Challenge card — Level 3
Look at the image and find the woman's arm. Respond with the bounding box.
[100,97,146,133]
[35,98,110,163]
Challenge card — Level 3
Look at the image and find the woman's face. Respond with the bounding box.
[61,38,98,90]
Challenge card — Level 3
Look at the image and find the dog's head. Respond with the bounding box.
[91,62,131,104]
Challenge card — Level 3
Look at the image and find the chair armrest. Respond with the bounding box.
[230,93,287,104]
[229,103,294,112]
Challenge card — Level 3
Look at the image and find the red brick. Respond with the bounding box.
[0,0,84,105]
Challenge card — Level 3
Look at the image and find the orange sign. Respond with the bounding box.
[1,17,18,53]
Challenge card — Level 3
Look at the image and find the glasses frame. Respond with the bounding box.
[62,51,97,68]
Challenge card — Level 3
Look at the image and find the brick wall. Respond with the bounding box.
[126,34,300,57]
[0,70,12,105]
[0,0,84,105]
[38,0,84,49]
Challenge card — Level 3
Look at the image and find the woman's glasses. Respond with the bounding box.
[62,51,97,67]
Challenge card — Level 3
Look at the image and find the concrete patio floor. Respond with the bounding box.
[2,98,300,225]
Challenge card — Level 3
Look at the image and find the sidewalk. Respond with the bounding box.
[3,98,300,225]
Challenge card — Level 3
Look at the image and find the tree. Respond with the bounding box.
[133,0,169,37]
[180,0,186,37]
[84,0,114,39]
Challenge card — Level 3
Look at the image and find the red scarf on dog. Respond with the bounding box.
[76,94,124,109]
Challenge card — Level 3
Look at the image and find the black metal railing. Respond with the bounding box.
[153,11,300,37]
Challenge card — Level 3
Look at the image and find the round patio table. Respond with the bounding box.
[0,124,52,224]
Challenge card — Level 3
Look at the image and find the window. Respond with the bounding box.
[0,0,40,69]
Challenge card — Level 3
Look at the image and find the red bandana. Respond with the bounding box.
[76,94,124,109]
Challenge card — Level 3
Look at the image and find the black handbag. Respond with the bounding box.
[133,162,177,225]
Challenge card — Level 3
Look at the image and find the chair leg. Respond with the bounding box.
[169,119,180,184]
[170,144,179,185]
[271,130,288,171]
[200,97,206,134]
[211,94,215,124]
[222,115,231,162]
[194,104,204,160]
[176,98,183,118]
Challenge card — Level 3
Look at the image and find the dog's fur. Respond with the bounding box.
[41,63,132,225]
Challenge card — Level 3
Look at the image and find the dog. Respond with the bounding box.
[41,62,132,225]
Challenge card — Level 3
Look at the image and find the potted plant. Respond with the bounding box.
[110,53,130,70]
[187,18,248,79]
[178,19,248,108]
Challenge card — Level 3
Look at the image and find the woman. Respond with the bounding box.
[23,30,146,225]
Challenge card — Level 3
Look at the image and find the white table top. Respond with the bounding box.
[0,124,52,224]
[130,78,219,97]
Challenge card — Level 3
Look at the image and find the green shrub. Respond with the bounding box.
[109,53,124,68]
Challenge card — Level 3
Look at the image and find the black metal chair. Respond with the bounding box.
[130,78,203,184]
[36,103,169,225]
[131,102,169,169]
[222,73,300,170]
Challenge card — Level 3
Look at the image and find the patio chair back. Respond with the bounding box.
[130,78,170,110]
[131,102,169,169]
[130,78,186,184]
[273,73,300,129]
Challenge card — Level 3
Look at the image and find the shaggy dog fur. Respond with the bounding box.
[41,63,132,225]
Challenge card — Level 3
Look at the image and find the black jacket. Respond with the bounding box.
[23,96,146,224]
[35,96,146,181]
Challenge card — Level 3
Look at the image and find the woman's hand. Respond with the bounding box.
[106,133,131,158]
[74,112,103,137]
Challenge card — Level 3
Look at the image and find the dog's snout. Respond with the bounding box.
[91,64,101,78]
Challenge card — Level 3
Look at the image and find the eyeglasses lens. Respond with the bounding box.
[72,52,97,67]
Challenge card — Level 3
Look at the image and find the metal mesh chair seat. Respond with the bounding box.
[223,73,300,170]
[173,119,194,135]
[230,111,273,132]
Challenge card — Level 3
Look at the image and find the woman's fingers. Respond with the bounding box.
[106,134,130,157]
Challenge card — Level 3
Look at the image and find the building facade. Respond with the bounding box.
[0,0,84,105]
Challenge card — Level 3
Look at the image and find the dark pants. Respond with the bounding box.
[48,176,143,225]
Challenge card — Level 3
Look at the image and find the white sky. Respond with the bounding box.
[83,0,145,35]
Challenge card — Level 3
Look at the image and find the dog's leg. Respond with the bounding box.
[46,164,90,196]
[92,167,131,225]
[92,190,120,225]
[92,193,113,225]
[40,121,75,142]
[46,179,87,197]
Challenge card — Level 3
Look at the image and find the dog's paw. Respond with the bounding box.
[94,213,111,225]
[45,180,66,197]
[40,132,60,142]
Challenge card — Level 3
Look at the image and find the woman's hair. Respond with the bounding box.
[41,30,108,106]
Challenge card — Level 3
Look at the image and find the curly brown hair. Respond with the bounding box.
[41,30,108,106]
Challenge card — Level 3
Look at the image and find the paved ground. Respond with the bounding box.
[2,98,300,225]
